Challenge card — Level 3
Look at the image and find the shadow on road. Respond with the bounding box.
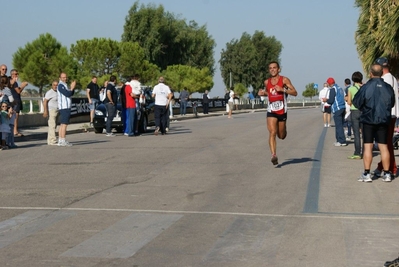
[276,157,317,168]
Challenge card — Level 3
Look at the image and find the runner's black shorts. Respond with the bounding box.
[362,123,389,144]
[267,112,287,121]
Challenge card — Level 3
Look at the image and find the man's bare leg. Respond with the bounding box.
[267,117,279,165]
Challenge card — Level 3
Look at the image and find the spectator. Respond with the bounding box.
[344,78,352,140]
[202,90,210,114]
[0,76,14,143]
[319,83,331,127]
[179,87,189,116]
[353,63,395,182]
[0,64,7,77]
[124,76,138,136]
[346,71,363,159]
[0,101,12,150]
[43,80,59,145]
[228,87,235,119]
[233,94,239,110]
[57,72,76,146]
[130,74,142,135]
[324,77,347,146]
[86,76,100,127]
[224,89,230,114]
[248,91,255,109]
[9,69,28,137]
[372,57,399,179]
[99,81,108,102]
[152,77,172,135]
[103,75,118,137]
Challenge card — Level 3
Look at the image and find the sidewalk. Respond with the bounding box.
[15,108,263,142]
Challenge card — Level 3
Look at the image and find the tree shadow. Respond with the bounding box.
[276,157,318,168]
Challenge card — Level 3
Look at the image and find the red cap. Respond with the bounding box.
[326,77,335,84]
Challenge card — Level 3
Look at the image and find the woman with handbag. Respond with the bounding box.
[318,83,331,127]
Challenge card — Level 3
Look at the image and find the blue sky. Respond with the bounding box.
[1,0,363,97]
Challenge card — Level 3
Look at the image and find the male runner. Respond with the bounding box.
[258,61,297,165]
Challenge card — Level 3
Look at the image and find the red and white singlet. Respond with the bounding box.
[266,76,287,115]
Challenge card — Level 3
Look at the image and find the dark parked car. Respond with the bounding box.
[93,86,155,134]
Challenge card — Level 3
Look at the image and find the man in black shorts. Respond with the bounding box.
[352,63,395,182]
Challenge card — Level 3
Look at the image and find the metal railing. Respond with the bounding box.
[21,96,321,114]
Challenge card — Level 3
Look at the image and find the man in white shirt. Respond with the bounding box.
[373,57,399,181]
[318,83,331,127]
[43,80,59,145]
[152,77,172,135]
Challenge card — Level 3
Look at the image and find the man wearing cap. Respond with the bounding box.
[353,63,395,182]
[323,77,347,146]
[372,57,399,180]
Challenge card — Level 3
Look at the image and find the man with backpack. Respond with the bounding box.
[323,77,347,146]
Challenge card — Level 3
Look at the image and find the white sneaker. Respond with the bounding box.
[58,140,72,147]
[334,142,347,146]
[327,124,331,127]
[154,127,160,136]
[381,172,392,182]
[106,133,116,137]
[346,136,352,141]
[358,172,372,182]
[63,140,73,147]
[324,124,327,128]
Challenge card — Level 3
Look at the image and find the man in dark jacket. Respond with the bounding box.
[202,90,210,114]
[352,63,395,183]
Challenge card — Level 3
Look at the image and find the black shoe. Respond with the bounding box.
[271,155,278,165]
[385,256,399,267]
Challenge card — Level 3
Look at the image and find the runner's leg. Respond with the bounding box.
[267,116,278,155]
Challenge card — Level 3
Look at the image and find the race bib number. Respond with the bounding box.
[268,100,284,112]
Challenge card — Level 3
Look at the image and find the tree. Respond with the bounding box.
[70,38,121,88]
[12,33,75,96]
[219,31,282,94]
[161,65,213,94]
[355,1,399,76]
[302,83,318,100]
[70,38,161,88]
[121,1,215,73]
[233,83,248,97]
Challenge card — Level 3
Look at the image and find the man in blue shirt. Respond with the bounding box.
[323,77,347,146]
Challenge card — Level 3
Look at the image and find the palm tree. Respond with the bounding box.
[355,0,399,76]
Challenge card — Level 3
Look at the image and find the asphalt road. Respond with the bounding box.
[1,108,399,267]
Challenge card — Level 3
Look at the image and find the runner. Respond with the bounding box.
[258,61,298,165]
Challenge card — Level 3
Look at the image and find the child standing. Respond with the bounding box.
[7,108,16,148]
[0,102,12,150]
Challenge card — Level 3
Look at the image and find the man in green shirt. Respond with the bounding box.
[346,71,363,159]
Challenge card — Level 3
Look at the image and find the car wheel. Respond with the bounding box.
[140,114,148,133]
[94,127,103,134]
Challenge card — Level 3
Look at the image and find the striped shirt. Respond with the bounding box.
[57,81,74,110]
